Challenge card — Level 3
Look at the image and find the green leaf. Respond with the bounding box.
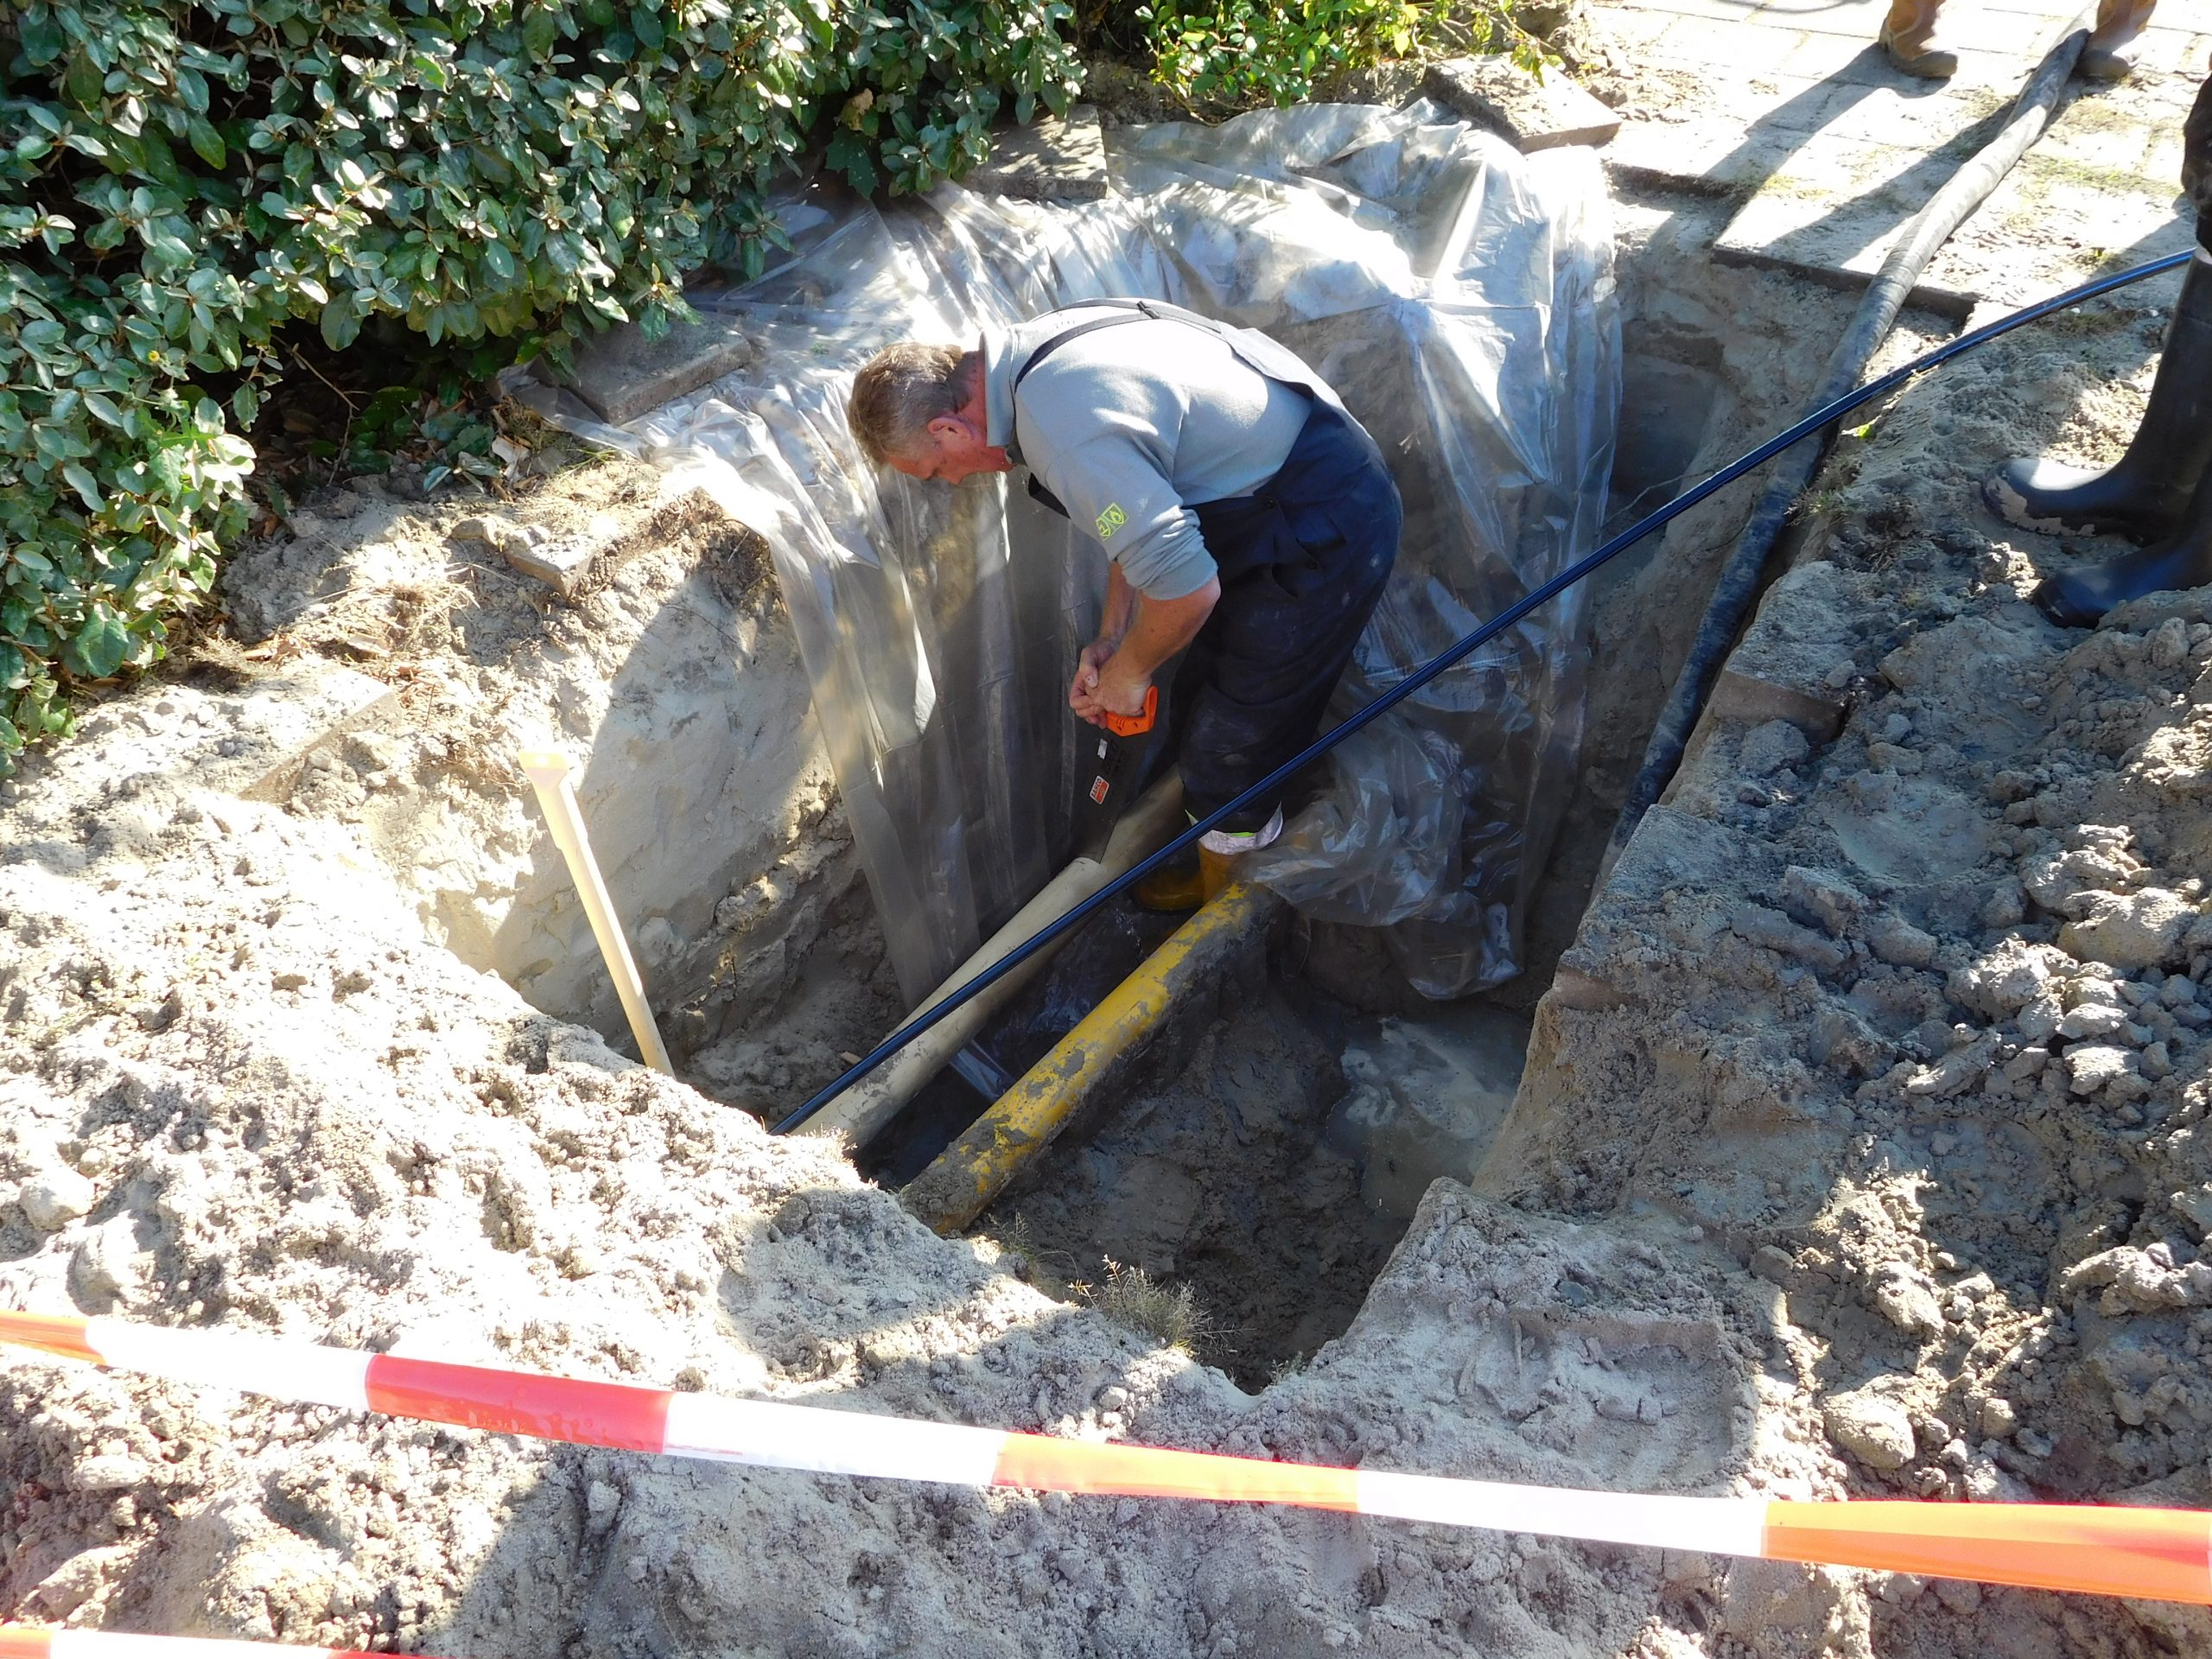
[232,382,261,429]
[320,289,363,351]
[80,392,126,429]
[187,116,227,169]
[61,463,104,512]
[61,604,132,680]
[523,8,558,56]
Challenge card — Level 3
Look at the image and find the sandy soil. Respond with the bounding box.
[204,454,901,1105]
[1482,267,2212,1654]
[0,733,1789,1652]
[10,39,2212,1659]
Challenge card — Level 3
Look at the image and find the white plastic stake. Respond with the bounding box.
[518,747,675,1075]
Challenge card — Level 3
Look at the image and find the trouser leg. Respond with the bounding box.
[1880,0,1958,77]
[1175,534,1396,837]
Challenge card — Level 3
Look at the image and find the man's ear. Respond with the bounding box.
[924,411,964,442]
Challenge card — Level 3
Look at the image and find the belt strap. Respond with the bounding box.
[1009,299,1222,393]
[1007,300,1224,511]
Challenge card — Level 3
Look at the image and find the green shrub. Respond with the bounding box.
[0,0,1080,770]
[1140,0,1530,110]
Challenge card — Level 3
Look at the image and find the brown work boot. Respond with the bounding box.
[2082,0,2155,80]
[1879,0,1958,77]
[1134,809,1277,911]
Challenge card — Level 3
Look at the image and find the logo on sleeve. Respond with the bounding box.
[1095,503,1128,540]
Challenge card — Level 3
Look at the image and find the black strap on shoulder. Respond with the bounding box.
[1012,302,1149,391]
[1007,300,1230,517]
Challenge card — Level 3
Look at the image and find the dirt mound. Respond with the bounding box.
[205,454,899,1103]
[1484,288,2212,1654]
[0,736,1783,1651]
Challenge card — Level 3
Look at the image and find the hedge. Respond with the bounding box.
[0,0,1081,768]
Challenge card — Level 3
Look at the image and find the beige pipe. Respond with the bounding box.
[798,773,1185,1149]
[518,747,675,1076]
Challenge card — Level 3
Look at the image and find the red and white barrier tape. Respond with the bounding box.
[3,1310,2208,1604]
[0,1630,411,1659]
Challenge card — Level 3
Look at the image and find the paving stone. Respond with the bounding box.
[1710,560,1867,741]
[1422,57,1622,150]
[559,312,757,427]
[1605,114,1818,193]
[962,104,1108,201]
[1652,14,1815,71]
[1590,0,2195,308]
[1713,130,1999,313]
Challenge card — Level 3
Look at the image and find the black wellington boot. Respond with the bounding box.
[2032,458,2212,626]
[1986,253,2212,542]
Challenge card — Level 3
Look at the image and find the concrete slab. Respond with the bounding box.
[1711,129,2000,312]
[1704,44,2195,311]
[1709,559,1867,741]
[1422,56,1623,149]
[1915,156,2191,311]
[962,105,1108,201]
[1652,14,1816,70]
[1591,0,2194,302]
[558,312,757,428]
[1606,111,1815,192]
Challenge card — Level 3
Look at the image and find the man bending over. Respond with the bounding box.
[848,298,1401,908]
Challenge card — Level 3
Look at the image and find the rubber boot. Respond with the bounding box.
[2033,461,2212,626]
[1133,845,1237,912]
[1198,844,1238,903]
[1133,846,1205,912]
[2081,0,2155,81]
[1879,0,1958,78]
[1986,253,2212,541]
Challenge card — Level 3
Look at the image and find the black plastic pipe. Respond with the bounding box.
[772,245,2190,1136]
[1602,13,2095,871]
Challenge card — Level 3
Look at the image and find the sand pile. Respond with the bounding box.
[0,441,1810,1656]
[0,717,1786,1653]
[1484,288,2212,1655]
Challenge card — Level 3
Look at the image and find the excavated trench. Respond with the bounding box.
[158,179,1891,1402]
[16,99,2212,1659]
[769,202,1886,1390]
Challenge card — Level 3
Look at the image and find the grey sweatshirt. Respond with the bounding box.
[981,304,1327,600]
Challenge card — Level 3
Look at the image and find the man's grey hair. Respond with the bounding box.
[847,343,981,465]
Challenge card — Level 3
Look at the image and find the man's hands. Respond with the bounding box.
[1069,568,1217,728]
[1069,639,1149,726]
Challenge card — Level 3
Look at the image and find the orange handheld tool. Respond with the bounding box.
[1077,685,1161,858]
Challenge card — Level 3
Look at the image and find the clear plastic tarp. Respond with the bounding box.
[534,100,1618,1001]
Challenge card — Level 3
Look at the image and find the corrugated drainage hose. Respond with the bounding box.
[1602,12,2097,872]
[772,239,2191,1136]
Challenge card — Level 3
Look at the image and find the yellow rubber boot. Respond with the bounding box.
[1134,849,1206,912]
[1879,0,1957,77]
[1198,844,1238,902]
[2082,0,2155,80]
[1133,845,1241,912]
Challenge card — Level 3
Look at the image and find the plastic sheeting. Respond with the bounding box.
[539,99,1618,1002]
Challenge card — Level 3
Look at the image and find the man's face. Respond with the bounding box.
[888,410,1009,486]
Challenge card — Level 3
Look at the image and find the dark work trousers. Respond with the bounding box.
[2186,67,2212,245]
[1168,397,1401,833]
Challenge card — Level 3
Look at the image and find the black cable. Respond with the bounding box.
[1605,11,2094,869]
[773,247,2192,1135]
